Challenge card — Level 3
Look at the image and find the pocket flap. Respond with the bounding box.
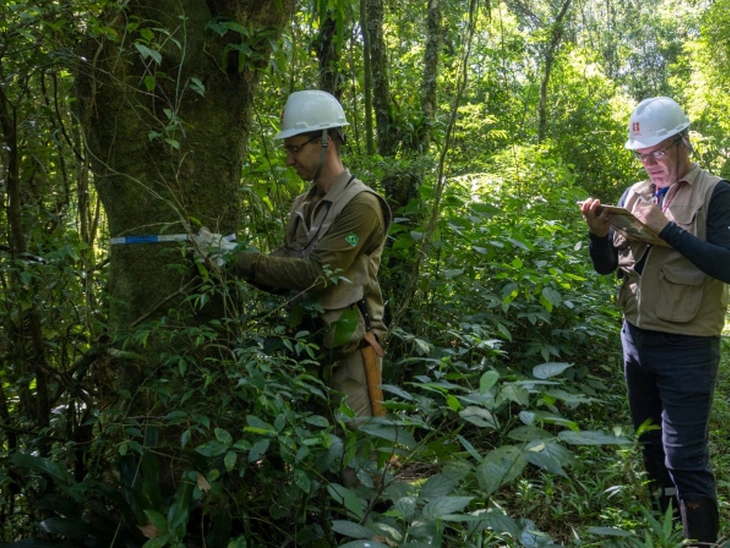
[661,266,705,286]
[667,205,696,227]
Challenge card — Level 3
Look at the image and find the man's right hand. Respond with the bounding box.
[579,198,615,238]
[192,227,237,267]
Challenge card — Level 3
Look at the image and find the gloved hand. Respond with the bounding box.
[192,227,237,267]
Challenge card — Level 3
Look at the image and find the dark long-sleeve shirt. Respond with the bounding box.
[589,180,730,284]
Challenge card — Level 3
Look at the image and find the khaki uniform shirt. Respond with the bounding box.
[236,170,391,348]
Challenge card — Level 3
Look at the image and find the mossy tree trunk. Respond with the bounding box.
[76,0,295,334]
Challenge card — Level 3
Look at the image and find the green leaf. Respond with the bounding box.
[189,77,205,97]
[394,496,417,520]
[206,19,228,36]
[245,415,276,435]
[497,383,530,406]
[421,496,474,519]
[332,519,372,539]
[304,415,330,427]
[223,21,249,36]
[520,410,578,431]
[382,384,414,401]
[558,430,631,445]
[195,440,229,457]
[165,138,180,149]
[330,308,360,348]
[134,43,162,64]
[248,439,270,462]
[523,439,570,476]
[224,450,237,472]
[477,445,526,497]
[541,286,562,308]
[358,423,417,449]
[459,405,498,429]
[294,468,311,493]
[479,508,521,538]
[143,536,171,548]
[418,473,457,500]
[585,526,634,537]
[479,370,500,393]
[532,362,572,379]
[9,452,75,488]
[167,480,194,537]
[507,425,553,442]
[143,74,156,92]
[339,541,390,548]
[443,268,464,279]
[38,517,92,536]
[143,509,168,532]
[164,410,188,423]
[446,394,461,411]
[457,434,482,461]
[327,483,365,520]
[215,428,233,445]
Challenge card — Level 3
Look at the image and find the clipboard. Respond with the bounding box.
[596,204,669,247]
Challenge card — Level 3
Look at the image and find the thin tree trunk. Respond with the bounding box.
[538,0,572,142]
[317,12,344,97]
[360,0,374,155]
[0,81,51,432]
[366,0,396,156]
[419,0,442,151]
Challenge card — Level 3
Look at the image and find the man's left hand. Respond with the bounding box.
[633,201,670,234]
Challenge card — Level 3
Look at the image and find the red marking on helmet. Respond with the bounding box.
[632,122,641,134]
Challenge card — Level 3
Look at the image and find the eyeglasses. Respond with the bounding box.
[283,134,320,156]
[633,137,682,162]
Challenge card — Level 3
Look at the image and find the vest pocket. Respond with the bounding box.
[656,266,705,323]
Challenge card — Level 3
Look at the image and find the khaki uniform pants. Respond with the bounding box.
[329,348,382,417]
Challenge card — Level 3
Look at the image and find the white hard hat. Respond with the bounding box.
[274,90,349,140]
[625,96,690,150]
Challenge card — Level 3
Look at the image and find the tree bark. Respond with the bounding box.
[537,0,573,143]
[316,12,345,97]
[366,0,396,156]
[76,0,295,334]
[0,80,51,433]
[419,0,442,151]
[360,0,375,155]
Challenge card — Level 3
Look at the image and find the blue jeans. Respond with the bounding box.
[621,321,720,501]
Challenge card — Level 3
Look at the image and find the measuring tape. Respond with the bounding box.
[110,234,190,245]
[110,233,236,245]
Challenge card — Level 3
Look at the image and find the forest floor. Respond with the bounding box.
[526,324,730,546]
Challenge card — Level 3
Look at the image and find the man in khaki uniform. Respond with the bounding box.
[199,90,391,418]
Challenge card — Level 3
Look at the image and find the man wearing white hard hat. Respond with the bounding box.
[580,97,730,545]
[197,90,391,419]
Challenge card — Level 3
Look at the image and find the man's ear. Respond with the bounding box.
[681,136,693,153]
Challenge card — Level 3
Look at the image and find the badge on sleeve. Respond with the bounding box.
[345,232,360,246]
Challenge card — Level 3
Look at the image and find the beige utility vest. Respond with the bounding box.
[279,171,391,347]
[615,165,728,336]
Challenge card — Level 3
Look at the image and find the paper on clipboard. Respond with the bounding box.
[596,204,669,247]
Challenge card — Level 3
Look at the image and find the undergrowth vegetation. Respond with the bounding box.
[3,2,730,546]
[5,144,728,547]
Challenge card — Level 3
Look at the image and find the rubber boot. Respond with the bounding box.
[679,493,719,546]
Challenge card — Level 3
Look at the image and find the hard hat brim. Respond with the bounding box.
[274,122,349,141]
